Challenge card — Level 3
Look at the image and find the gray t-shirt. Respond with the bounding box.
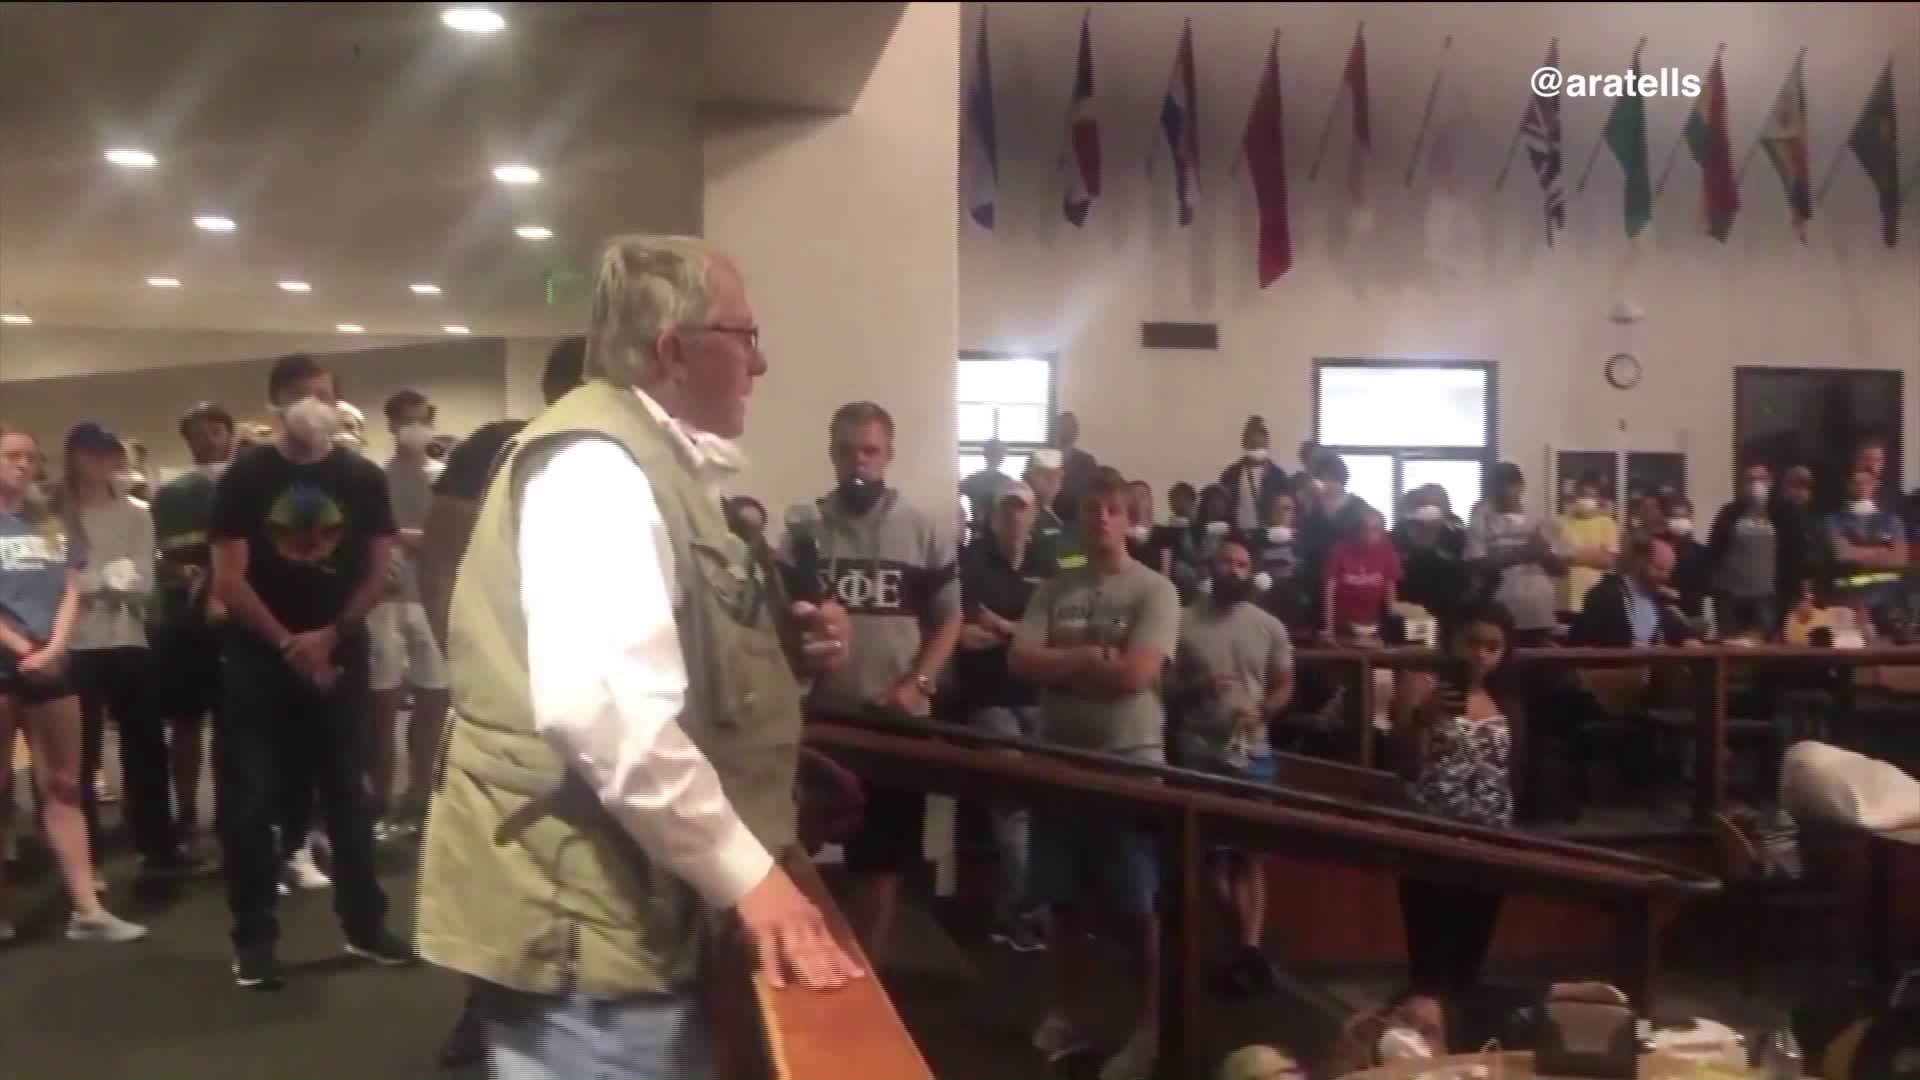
[1176,600,1292,758]
[782,490,960,717]
[383,455,443,601]
[1017,558,1181,758]
[1716,510,1778,599]
[1466,504,1563,631]
[0,510,76,644]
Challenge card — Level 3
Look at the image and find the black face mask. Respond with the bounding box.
[1211,574,1252,606]
[836,477,885,515]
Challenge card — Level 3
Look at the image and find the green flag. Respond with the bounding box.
[1603,47,1652,237]
[1848,62,1900,246]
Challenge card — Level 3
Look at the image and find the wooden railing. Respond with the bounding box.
[1294,644,1920,820]
[805,713,1721,1080]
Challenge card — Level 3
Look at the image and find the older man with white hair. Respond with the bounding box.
[416,235,863,1080]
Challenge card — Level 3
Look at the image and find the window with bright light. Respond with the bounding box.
[957,353,1054,485]
[1314,360,1496,525]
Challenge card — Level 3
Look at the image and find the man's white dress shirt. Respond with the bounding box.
[517,389,771,909]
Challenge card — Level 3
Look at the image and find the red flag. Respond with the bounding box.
[1243,33,1292,286]
[1343,27,1373,203]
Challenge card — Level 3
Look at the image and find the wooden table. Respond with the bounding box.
[1336,1051,1751,1078]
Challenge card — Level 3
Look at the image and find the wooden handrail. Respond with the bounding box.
[744,851,934,1080]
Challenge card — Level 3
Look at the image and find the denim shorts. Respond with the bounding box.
[1023,812,1159,918]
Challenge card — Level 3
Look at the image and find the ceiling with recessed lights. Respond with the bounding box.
[0,2,906,340]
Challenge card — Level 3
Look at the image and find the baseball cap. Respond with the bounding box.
[65,421,124,453]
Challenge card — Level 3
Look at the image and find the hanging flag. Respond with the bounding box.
[1060,12,1103,227]
[1758,52,1813,242]
[961,16,999,230]
[1342,26,1373,204]
[1242,32,1292,287]
[1521,40,1568,246]
[1683,52,1740,241]
[1156,19,1201,226]
[1846,62,1901,246]
[1601,42,1652,237]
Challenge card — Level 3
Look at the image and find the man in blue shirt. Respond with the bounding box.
[1826,468,1909,634]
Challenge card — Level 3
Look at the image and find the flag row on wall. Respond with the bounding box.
[961,12,1912,290]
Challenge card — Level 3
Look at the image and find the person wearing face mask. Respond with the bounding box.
[1656,495,1712,623]
[1124,479,1157,565]
[1170,536,1292,998]
[148,401,235,856]
[208,352,416,987]
[1392,486,1469,627]
[1023,449,1081,574]
[1465,463,1565,647]
[364,388,451,836]
[1250,490,1303,629]
[1825,467,1909,633]
[1706,462,1784,638]
[1555,476,1619,617]
[61,423,182,883]
[1218,416,1289,534]
[1154,481,1204,602]
[780,400,961,962]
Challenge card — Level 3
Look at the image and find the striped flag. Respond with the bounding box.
[1521,40,1568,246]
[1155,19,1201,226]
[1060,12,1103,227]
[1758,52,1813,242]
[962,16,999,230]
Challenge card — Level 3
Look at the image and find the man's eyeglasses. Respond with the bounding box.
[699,324,761,352]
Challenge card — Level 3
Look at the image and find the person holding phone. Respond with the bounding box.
[1386,600,1519,1046]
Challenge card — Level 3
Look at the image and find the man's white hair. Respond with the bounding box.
[585,234,715,387]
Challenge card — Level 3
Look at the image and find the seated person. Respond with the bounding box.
[1568,536,1700,648]
[1826,467,1909,634]
[1170,536,1294,997]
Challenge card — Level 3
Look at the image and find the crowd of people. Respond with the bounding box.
[1,229,1916,1080]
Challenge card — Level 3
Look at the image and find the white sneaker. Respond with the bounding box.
[1032,1014,1090,1062]
[1100,1027,1158,1080]
[284,848,331,891]
[66,909,148,943]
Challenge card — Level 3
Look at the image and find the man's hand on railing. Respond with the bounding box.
[736,865,866,991]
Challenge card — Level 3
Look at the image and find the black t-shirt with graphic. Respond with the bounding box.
[211,443,397,632]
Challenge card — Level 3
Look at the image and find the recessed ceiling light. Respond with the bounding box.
[443,324,472,335]
[515,225,552,240]
[441,7,506,33]
[104,148,157,169]
[146,276,181,289]
[193,214,236,232]
[336,323,366,334]
[0,313,31,325]
[493,163,541,185]
[409,282,442,296]
[277,280,312,293]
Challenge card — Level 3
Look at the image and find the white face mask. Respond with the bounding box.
[1666,517,1694,536]
[281,396,340,448]
[1205,520,1230,537]
[112,469,139,492]
[1128,524,1151,542]
[1408,504,1443,524]
[395,422,434,452]
[1503,511,1527,527]
[1244,447,1269,463]
[1266,525,1294,544]
[1378,1026,1434,1062]
[1572,497,1598,516]
[197,460,228,479]
[1251,570,1273,592]
[1168,515,1189,530]
[1851,499,1877,515]
[1748,482,1770,504]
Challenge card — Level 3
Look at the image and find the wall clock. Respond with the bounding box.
[1605,352,1643,391]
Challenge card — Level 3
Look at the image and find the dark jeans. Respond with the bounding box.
[1399,878,1505,996]
[152,622,222,829]
[71,646,180,864]
[214,630,387,948]
[1713,592,1778,639]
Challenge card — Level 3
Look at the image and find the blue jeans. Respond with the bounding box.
[476,984,710,1080]
[968,705,1037,921]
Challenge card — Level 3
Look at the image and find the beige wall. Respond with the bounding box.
[960,2,1920,514]
[703,2,962,520]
